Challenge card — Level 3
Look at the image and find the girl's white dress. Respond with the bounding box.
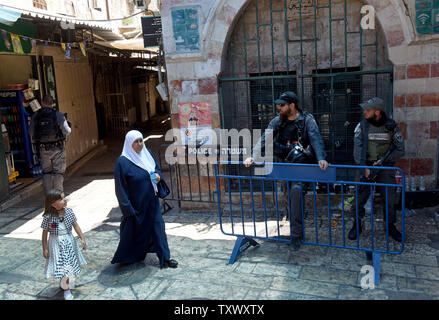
[44,214,86,280]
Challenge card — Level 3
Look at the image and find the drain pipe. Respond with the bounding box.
[105,0,110,20]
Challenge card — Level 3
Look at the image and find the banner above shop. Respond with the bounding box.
[0,20,36,54]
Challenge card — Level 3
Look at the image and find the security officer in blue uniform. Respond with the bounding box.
[244,91,328,250]
[351,97,404,242]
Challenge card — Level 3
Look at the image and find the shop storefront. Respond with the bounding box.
[0,16,100,201]
[0,19,40,199]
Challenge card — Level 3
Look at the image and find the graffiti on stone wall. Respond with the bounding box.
[287,0,316,20]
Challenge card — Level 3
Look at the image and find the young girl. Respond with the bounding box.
[41,189,87,300]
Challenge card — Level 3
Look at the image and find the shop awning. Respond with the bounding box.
[0,7,21,26]
[94,39,159,52]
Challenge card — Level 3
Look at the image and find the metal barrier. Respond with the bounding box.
[214,161,407,285]
[155,146,220,212]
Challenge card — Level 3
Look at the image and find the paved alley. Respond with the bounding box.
[0,118,438,300]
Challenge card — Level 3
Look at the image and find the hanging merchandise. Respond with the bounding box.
[1,27,90,58]
[0,90,41,178]
[79,41,87,57]
[65,43,71,59]
[23,88,35,100]
[29,99,41,112]
[0,27,90,57]
[1,30,11,50]
[10,33,24,54]
[28,79,39,91]
[61,43,72,59]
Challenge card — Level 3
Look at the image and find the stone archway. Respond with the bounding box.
[213,0,405,168]
[201,0,413,76]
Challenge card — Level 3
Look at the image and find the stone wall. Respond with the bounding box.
[34,45,99,167]
[225,0,389,77]
[161,0,439,189]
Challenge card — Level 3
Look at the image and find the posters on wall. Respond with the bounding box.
[178,101,213,147]
[171,7,200,52]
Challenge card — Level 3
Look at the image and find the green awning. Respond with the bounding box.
[0,20,37,54]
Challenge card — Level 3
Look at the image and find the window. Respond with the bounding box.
[249,71,297,131]
[65,0,76,16]
[33,0,47,10]
[312,67,362,164]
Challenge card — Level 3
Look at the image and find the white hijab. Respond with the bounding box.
[121,130,158,193]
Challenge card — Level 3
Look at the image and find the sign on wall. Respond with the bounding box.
[415,0,439,34]
[287,0,316,20]
[141,15,162,47]
[171,7,200,52]
[178,102,213,146]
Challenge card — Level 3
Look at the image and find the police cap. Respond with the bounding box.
[274,91,299,106]
[359,97,385,111]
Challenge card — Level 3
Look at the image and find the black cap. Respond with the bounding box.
[360,97,385,111]
[274,91,299,105]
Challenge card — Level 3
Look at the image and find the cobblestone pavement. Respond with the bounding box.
[0,124,438,300]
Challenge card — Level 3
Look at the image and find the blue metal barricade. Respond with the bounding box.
[214,161,407,285]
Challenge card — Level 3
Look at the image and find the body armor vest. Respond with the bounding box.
[34,108,64,144]
[366,123,392,162]
[273,112,316,163]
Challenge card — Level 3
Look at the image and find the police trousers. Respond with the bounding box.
[355,169,397,224]
[39,144,66,194]
[287,181,307,239]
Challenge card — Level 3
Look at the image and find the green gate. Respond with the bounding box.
[219,0,394,178]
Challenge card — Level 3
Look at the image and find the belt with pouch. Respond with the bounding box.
[40,141,64,150]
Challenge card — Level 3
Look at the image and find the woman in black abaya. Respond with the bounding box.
[111,130,178,269]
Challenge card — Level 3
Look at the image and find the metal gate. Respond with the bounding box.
[219,0,394,173]
[155,145,220,209]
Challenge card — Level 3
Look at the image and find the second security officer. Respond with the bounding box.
[350,97,404,242]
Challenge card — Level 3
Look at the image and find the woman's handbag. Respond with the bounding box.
[157,179,170,199]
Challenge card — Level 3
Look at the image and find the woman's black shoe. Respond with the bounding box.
[161,259,178,269]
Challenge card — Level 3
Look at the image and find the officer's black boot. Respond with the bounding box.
[388,223,402,242]
[348,219,362,240]
[365,251,373,263]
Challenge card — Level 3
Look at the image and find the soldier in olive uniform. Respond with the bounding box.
[350,97,404,242]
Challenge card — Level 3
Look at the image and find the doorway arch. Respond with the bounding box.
[216,0,398,166]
